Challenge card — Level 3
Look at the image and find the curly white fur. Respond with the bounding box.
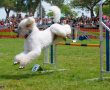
[14,6,71,69]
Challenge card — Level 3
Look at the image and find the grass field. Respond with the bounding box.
[0,38,110,90]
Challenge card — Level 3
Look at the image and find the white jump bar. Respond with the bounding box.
[101,22,110,32]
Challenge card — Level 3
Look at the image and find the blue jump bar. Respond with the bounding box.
[50,45,54,64]
[106,29,110,71]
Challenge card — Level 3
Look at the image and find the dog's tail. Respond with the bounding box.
[50,23,71,37]
[50,6,61,23]
[50,6,71,37]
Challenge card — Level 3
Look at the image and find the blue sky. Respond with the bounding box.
[0,1,90,20]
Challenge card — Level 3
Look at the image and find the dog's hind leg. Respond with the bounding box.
[50,24,71,37]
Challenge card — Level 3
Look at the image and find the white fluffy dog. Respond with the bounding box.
[14,6,71,69]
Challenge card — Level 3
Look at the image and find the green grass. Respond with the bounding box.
[0,38,109,90]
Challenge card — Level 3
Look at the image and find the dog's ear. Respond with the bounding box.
[26,17,35,28]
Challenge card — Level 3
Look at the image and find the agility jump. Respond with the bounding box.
[43,0,110,80]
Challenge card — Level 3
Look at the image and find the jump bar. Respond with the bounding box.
[56,42,100,47]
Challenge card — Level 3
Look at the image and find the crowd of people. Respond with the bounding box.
[0,13,110,30]
[0,14,27,30]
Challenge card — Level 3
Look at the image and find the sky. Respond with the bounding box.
[0,1,90,20]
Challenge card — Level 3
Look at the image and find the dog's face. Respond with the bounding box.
[15,17,35,38]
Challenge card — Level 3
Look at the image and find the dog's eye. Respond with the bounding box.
[26,24,31,28]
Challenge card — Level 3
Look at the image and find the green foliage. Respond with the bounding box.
[47,4,77,18]
[46,1,77,17]
[47,12,53,17]
[105,0,110,4]
[102,5,110,16]
[0,0,77,18]
[70,0,100,17]
[61,4,77,17]
[0,0,40,19]
[0,0,15,9]
[71,0,99,9]
[0,0,16,18]
[14,0,23,12]
[16,0,40,14]
[44,0,64,7]
[95,5,110,16]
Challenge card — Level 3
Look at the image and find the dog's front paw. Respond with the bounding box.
[14,53,26,65]
[19,66,25,69]
[19,57,30,69]
[14,55,22,65]
[14,61,19,65]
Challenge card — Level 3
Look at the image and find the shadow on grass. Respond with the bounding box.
[0,72,53,80]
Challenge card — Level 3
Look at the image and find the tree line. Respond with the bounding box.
[0,0,110,19]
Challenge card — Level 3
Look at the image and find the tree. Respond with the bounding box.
[105,0,110,5]
[102,5,110,16]
[47,4,77,18]
[25,0,40,15]
[45,0,77,17]
[95,5,110,17]
[61,4,77,17]
[0,0,15,19]
[0,0,40,19]
[94,0,110,16]
[70,0,100,18]
[16,0,40,16]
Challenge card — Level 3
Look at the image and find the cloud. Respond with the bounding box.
[0,8,6,20]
